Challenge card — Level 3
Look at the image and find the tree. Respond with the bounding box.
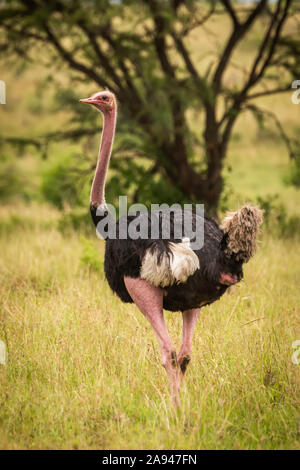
[0,0,299,213]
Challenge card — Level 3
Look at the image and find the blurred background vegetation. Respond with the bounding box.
[0,0,299,232]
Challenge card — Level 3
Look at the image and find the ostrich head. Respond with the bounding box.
[80,90,116,113]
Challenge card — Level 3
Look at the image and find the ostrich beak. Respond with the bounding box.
[79,97,97,104]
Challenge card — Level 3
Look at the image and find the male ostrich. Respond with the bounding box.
[80,90,263,406]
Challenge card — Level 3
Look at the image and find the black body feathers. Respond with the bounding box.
[90,204,244,312]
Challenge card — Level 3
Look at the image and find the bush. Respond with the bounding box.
[0,155,28,202]
[58,208,93,235]
[79,236,104,274]
[256,194,300,238]
[41,154,88,209]
[283,159,300,189]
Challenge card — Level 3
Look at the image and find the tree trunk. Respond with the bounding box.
[161,138,223,216]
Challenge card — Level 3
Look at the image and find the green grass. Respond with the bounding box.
[0,204,299,450]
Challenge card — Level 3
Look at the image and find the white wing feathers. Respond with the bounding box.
[140,238,199,288]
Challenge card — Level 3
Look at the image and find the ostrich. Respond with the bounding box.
[80,90,263,407]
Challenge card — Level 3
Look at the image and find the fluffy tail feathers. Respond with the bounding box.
[221,205,263,263]
[140,238,200,287]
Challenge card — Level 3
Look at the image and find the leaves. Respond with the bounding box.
[0,0,297,211]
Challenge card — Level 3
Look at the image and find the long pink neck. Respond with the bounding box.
[90,107,117,207]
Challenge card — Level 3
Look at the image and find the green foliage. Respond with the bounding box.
[256,194,279,227]
[58,208,92,235]
[276,211,300,238]
[41,154,88,209]
[79,235,104,273]
[108,156,188,208]
[1,0,297,211]
[283,159,300,189]
[0,214,33,236]
[0,155,28,202]
[256,194,300,239]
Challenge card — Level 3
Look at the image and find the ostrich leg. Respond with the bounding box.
[124,277,180,407]
[177,308,201,379]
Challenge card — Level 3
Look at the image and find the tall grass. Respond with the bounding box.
[0,204,299,450]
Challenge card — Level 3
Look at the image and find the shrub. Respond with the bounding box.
[79,236,104,274]
[58,208,92,235]
[41,154,88,209]
[0,155,28,202]
[283,159,300,189]
[256,194,300,239]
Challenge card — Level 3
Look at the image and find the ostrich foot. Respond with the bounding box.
[177,308,201,382]
[163,350,181,408]
[178,354,191,375]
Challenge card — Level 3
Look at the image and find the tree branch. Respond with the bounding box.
[213,0,267,95]
[78,21,125,93]
[221,0,239,27]
[241,0,291,95]
[171,33,211,107]
[44,23,115,91]
[246,85,292,100]
[244,103,296,159]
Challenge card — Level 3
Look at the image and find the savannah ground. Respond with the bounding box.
[0,11,300,450]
